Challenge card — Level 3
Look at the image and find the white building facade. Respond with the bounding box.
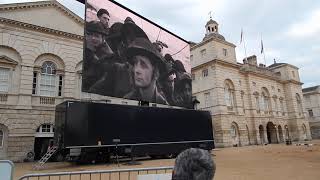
[303,86,320,139]
[191,18,311,147]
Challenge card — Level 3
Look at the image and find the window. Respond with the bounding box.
[273,98,278,113]
[0,130,3,147]
[32,72,37,94]
[296,93,303,115]
[40,61,57,97]
[204,92,211,107]
[280,99,285,115]
[35,61,64,97]
[37,124,54,133]
[202,69,208,77]
[0,67,10,92]
[41,124,51,132]
[308,109,314,117]
[190,55,193,62]
[252,82,256,87]
[192,74,195,80]
[200,49,206,57]
[224,81,235,108]
[278,89,281,93]
[292,71,295,78]
[261,93,269,112]
[58,75,63,97]
[255,96,260,113]
[223,48,227,56]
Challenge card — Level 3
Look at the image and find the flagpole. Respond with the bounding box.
[241,28,248,61]
[261,33,266,66]
[243,38,248,61]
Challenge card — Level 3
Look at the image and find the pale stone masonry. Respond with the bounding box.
[0,0,312,161]
[191,18,311,147]
[303,86,320,139]
[0,0,143,162]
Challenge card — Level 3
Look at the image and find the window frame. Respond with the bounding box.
[202,69,208,77]
[0,130,3,147]
[200,49,206,57]
[223,48,227,56]
[0,67,11,93]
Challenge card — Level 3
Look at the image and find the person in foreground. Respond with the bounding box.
[172,148,216,180]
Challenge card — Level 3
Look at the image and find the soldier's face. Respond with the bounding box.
[86,32,103,49]
[133,55,154,88]
[99,14,110,27]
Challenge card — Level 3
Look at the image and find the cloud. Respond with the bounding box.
[286,9,320,38]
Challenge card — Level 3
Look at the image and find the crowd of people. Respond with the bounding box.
[83,8,192,108]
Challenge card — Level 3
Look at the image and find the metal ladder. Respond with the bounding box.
[33,146,58,170]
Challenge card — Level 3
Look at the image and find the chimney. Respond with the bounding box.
[245,55,257,66]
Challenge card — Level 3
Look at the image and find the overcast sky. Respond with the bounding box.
[1,0,319,88]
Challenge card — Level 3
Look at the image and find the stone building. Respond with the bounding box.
[303,86,320,139]
[0,0,179,162]
[0,0,313,161]
[191,18,311,147]
[0,0,145,162]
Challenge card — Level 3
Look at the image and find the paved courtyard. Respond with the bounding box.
[14,140,320,180]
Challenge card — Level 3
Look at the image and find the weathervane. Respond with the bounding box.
[208,11,213,19]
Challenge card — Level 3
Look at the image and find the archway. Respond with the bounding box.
[278,125,284,143]
[267,122,278,144]
[34,124,54,160]
[259,125,265,144]
[230,122,240,147]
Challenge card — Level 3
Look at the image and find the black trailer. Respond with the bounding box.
[54,101,214,163]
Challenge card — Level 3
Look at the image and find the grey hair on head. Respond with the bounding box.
[172,148,216,180]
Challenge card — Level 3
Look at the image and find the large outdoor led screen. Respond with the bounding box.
[83,0,192,108]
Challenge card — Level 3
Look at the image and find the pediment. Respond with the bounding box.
[0,55,19,67]
[0,1,84,36]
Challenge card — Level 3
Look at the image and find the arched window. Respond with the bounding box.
[36,124,54,133]
[296,93,303,115]
[39,61,56,97]
[261,88,271,113]
[32,60,63,97]
[0,130,3,147]
[224,80,235,110]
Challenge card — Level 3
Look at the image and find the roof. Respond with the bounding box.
[302,86,319,93]
[0,0,84,24]
[268,63,286,68]
[206,18,218,26]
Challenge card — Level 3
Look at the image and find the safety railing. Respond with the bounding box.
[18,166,173,180]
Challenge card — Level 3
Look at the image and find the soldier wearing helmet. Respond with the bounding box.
[124,37,168,104]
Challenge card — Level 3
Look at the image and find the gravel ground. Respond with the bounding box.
[14,139,320,180]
